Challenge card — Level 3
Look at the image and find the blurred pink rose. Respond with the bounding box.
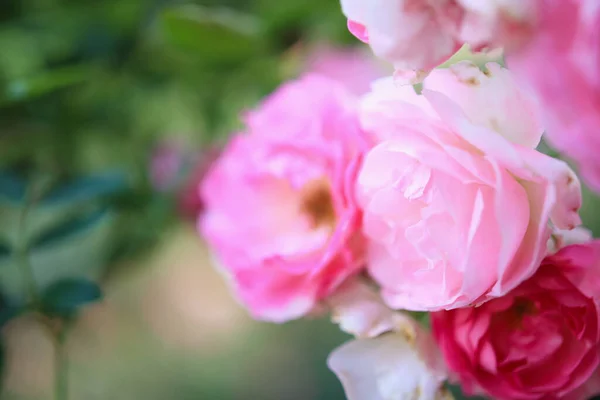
[455,0,537,50]
[340,0,466,74]
[149,141,187,192]
[507,0,600,191]
[177,146,221,221]
[303,45,388,95]
[200,75,371,322]
[431,241,600,400]
[356,61,581,311]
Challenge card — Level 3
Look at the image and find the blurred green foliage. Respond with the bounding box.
[0,0,352,304]
[0,0,360,399]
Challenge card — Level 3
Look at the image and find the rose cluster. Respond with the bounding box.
[198,1,600,399]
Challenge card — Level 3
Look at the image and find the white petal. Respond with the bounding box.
[328,333,449,400]
[328,279,415,338]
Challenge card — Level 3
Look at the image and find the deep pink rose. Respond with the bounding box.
[507,0,600,191]
[200,75,371,322]
[431,241,600,400]
[356,62,581,311]
[340,0,466,73]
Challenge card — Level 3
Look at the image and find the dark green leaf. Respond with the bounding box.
[0,292,20,328]
[41,278,102,317]
[3,65,93,104]
[0,172,26,203]
[0,209,115,303]
[161,5,262,64]
[0,243,9,258]
[31,208,110,249]
[41,171,127,206]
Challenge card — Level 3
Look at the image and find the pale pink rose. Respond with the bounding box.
[356,61,581,311]
[328,332,450,400]
[340,0,466,73]
[431,241,600,400]
[327,284,449,400]
[303,45,388,95]
[200,75,371,322]
[506,0,600,192]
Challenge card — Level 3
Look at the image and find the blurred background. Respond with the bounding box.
[1,1,599,400]
[0,0,386,399]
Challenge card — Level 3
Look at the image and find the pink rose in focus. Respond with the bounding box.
[431,241,600,400]
[507,0,600,192]
[200,75,371,322]
[340,0,466,74]
[304,45,388,95]
[356,61,582,311]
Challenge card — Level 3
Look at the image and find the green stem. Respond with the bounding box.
[16,191,39,306]
[16,180,70,400]
[54,323,69,400]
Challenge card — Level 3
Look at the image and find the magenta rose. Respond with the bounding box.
[200,75,371,322]
[431,241,600,400]
[356,61,581,311]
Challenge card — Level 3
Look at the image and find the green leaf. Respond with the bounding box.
[0,171,126,247]
[0,172,26,203]
[31,208,110,249]
[0,209,115,303]
[40,171,127,206]
[0,292,21,328]
[2,65,93,104]
[161,5,262,64]
[41,278,102,317]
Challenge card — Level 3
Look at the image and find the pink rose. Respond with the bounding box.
[506,0,600,192]
[340,0,466,73]
[356,61,581,311]
[431,241,600,400]
[455,0,537,50]
[339,0,539,79]
[200,75,371,322]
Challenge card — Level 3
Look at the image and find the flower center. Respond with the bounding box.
[300,178,336,229]
[507,298,538,329]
